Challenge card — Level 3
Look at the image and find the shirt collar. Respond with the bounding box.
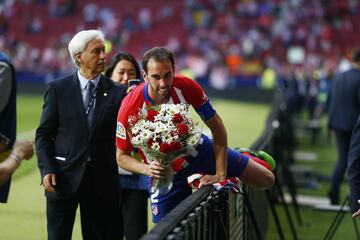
[77,70,101,89]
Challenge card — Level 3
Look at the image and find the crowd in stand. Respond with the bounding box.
[0,0,358,93]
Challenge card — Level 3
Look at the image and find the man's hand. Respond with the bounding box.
[147,161,170,180]
[198,174,226,188]
[43,174,57,192]
[352,200,360,217]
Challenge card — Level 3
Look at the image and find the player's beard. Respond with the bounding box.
[149,83,171,104]
[157,86,171,103]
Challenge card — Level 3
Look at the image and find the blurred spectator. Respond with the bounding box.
[0,0,359,89]
[138,7,152,30]
[328,48,360,205]
[0,51,17,202]
[0,49,34,202]
[82,2,98,26]
[26,16,43,33]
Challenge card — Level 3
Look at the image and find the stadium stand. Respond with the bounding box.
[1,0,359,90]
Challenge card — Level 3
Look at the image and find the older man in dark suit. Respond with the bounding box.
[328,48,360,205]
[36,29,126,240]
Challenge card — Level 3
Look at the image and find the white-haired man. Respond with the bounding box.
[36,29,127,240]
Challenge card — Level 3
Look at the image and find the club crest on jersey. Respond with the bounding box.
[116,122,126,140]
[152,205,159,216]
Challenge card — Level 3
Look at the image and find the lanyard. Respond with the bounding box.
[85,86,98,116]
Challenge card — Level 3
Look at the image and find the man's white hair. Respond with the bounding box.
[68,29,105,68]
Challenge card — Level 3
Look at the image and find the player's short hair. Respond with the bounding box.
[142,47,175,73]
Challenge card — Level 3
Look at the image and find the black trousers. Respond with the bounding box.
[119,189,148,240]
[46,165,120,240]
[330,129,352,197]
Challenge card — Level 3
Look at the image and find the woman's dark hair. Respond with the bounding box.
[104,51,141,79]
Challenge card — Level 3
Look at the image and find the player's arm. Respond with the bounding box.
[116,148,168,180]
[199,113,228,186]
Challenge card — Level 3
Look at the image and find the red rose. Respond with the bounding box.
[171,158,185,171]
[160,141,182,154]
[146,110,159,122]
[172,113,183,124]
[177,123,189,136]
[160,143,172,154]
[169,141,182,151]
[147,139,154,148]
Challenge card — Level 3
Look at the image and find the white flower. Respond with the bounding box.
[131,135,143,145]
[141,129,153,141]
[151,142,160,151]
[162,134,172,143]
[187,134,200,146]
[154,121,168,134]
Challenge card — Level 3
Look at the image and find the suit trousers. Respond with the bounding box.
[46,162,120,240]
[330,129,352,197]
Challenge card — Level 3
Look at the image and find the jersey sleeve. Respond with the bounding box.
[115,96,134,152]
[178,75,216,121]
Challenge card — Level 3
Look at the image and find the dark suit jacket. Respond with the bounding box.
[36,73,126,200]
[328,68,360,131]
[348,116,360,212]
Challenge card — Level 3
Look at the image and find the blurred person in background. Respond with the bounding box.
[105,51,148,240]
[35,29,127,240]
[0,51,35,201]
[328,48,360,205]
[0,51,17,203]
[348,116,360,218]
[116,47,275,223]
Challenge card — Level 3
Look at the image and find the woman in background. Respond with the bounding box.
[105,51,148,240]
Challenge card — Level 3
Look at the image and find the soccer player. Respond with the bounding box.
[116,47,275,223]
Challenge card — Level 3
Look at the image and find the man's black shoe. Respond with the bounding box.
[328,191,339,205]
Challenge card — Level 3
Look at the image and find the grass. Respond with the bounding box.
[0,94,269,239]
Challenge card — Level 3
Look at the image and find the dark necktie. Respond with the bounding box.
[84,81,95,130]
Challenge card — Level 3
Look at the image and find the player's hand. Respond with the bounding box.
[148,161,170,180]
[43,174,57,192]
[352,200,360,218]
[198,174,226,188]
[127,84,137,94]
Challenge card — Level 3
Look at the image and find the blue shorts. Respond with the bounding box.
[149,134,249,222]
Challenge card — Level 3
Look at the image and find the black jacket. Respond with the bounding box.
[36,73,126,200]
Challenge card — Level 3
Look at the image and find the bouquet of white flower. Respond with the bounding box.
[128,103,201,194]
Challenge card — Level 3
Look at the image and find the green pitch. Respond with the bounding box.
[0,94,269,239]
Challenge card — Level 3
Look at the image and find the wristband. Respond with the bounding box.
[10,153,21,165]
[256,150,276,171]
